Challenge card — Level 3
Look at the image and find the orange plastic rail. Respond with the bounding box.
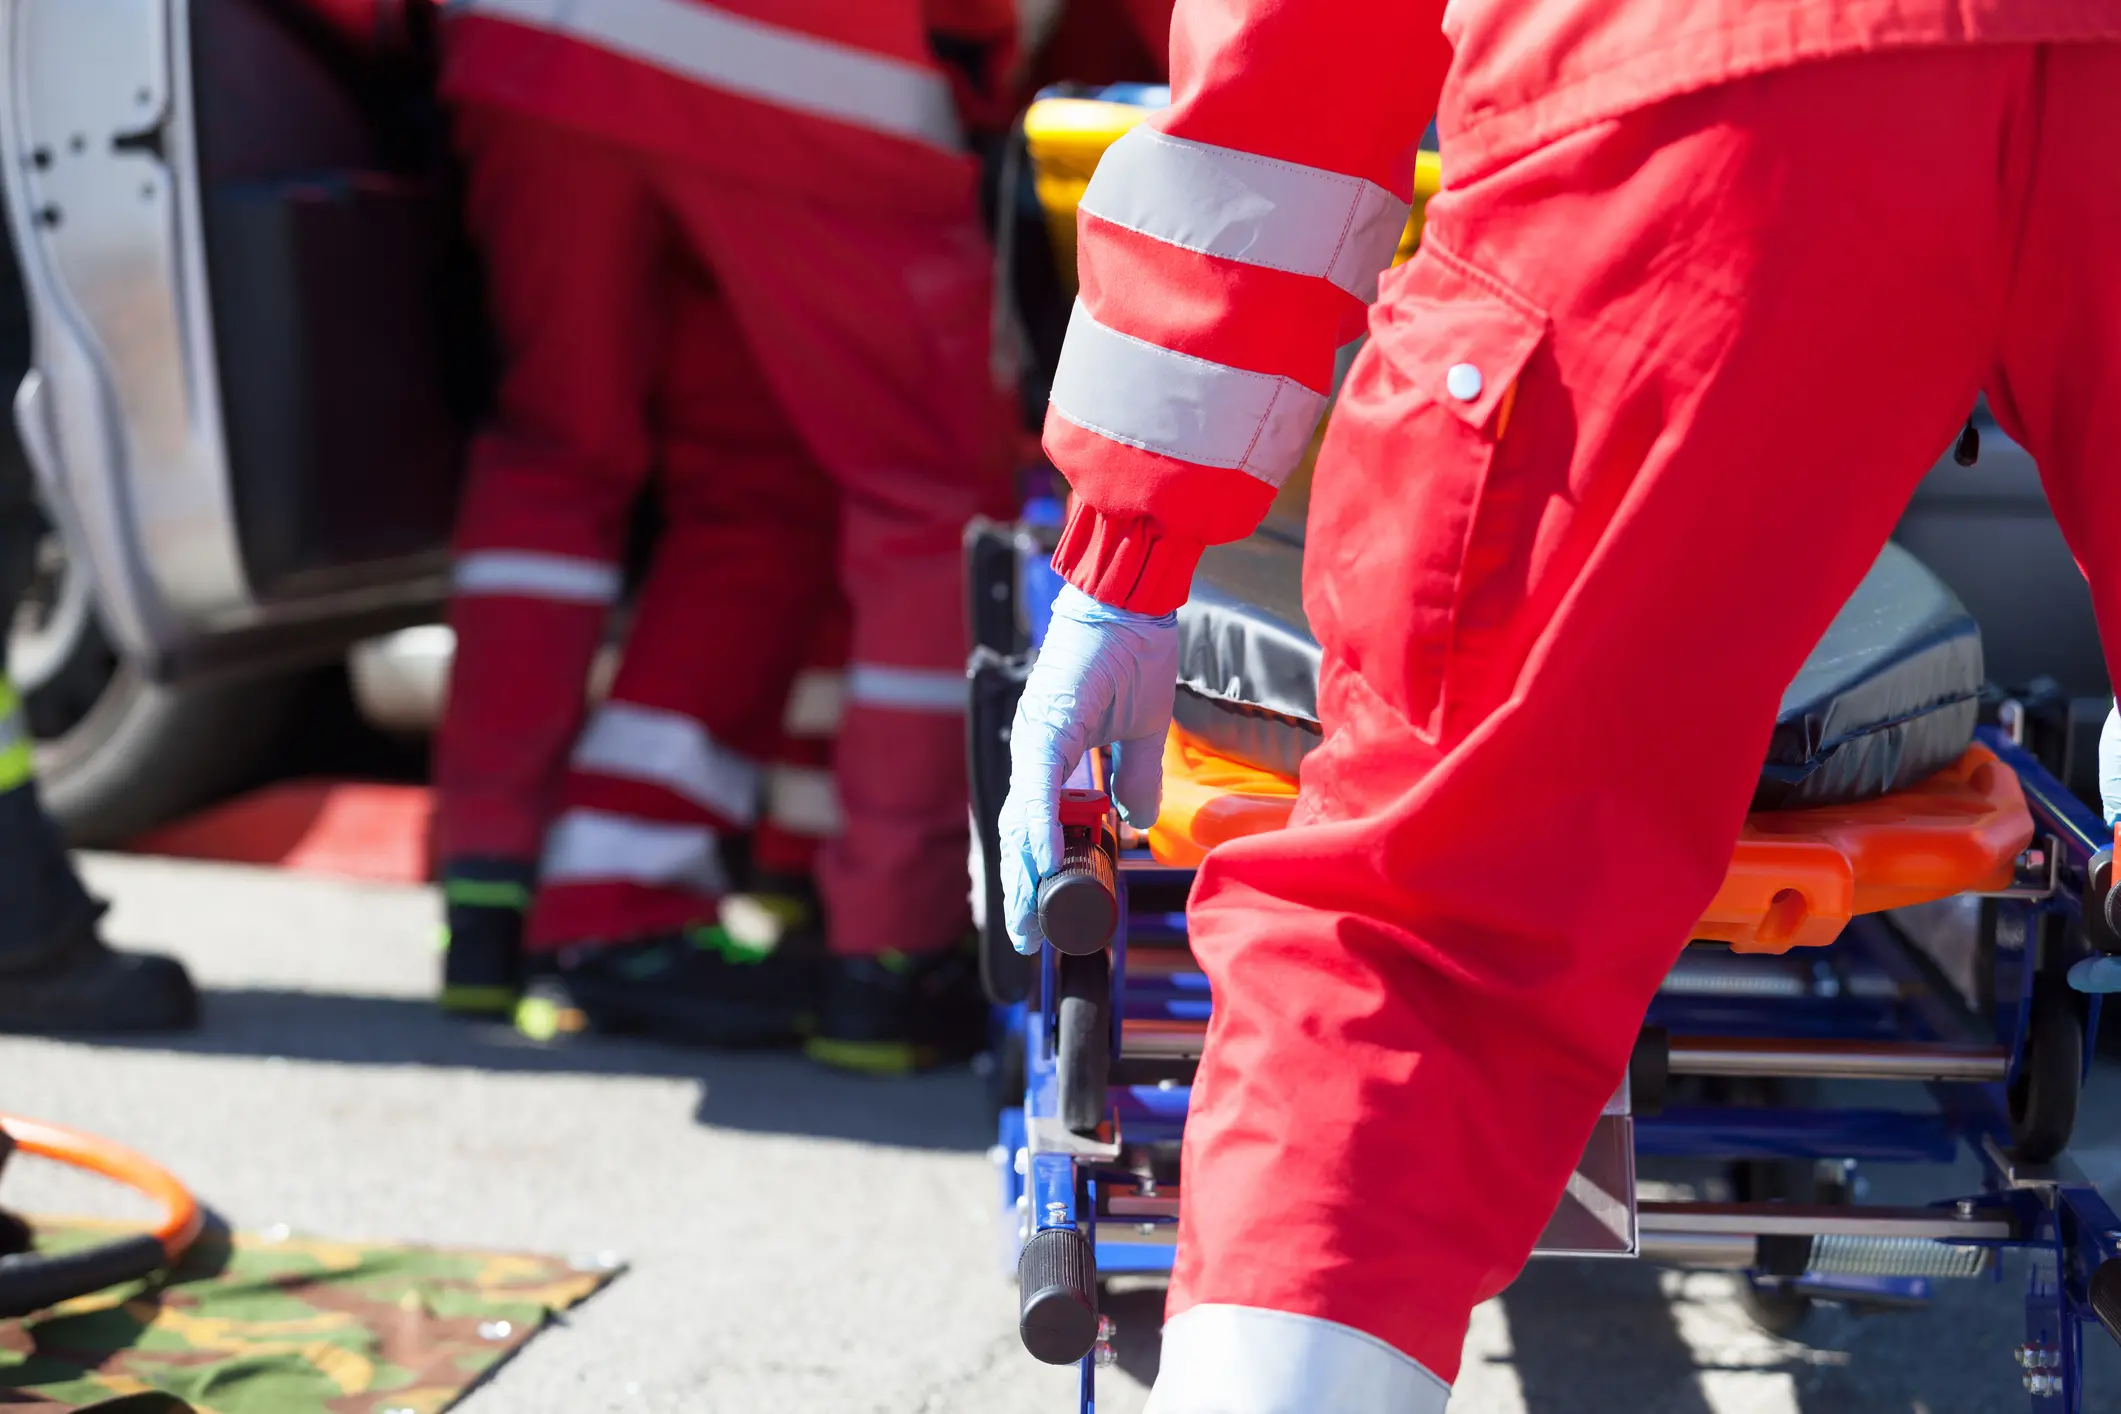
[1147,731,2032,954]
[1145,728,1299,868]
[1699,744,2030,954]
[0,1114,204,1258]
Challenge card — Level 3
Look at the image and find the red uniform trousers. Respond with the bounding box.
[1162,45,2121,1403]
[751,600,852,880]
[433,105,1010,957]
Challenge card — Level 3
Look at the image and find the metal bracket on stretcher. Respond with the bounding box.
[1146,729,2041,956]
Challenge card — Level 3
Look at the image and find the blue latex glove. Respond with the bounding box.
[999,583,1179,954]
[2102,699,2121,830]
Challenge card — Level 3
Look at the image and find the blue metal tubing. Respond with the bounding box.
[1644,995,1906,1039]
[1978,725,2107,872]
[1094,1243,1175,1275]
[1031,1151,1080,1232]
[1635,1106,1960,1163]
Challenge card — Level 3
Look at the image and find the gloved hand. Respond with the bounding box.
[999,584,1179,954]
[2101,699,2121,830]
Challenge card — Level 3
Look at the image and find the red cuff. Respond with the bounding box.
[1052,501,1203,616]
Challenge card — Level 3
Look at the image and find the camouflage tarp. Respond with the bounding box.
[0,1221,622,1414]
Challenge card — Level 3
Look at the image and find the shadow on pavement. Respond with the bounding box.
[70,986,994,1154]
[1495,1261,1724,1414]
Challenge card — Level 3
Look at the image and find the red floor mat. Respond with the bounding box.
[127,780,435,885]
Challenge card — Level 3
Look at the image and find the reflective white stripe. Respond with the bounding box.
[765,765,841,837]
[1144,1305,1450,1414]
[1049,301,1328,488]
[846,663,966,714]
[541,809,729,895]
[783,669,845,737]
[458,0,961,150]
[454,551,622,605]
[572,702,760,826]
[1081,127,1410,302]
[0,706,23,754]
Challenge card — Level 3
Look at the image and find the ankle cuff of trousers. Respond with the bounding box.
[1142,1304,1450,1414]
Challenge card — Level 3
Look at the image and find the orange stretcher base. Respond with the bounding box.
[1145,728,2032,956]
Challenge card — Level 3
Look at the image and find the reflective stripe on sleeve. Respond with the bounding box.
[1048,301,1329,488]
[1081,127,1410,302]
[783,669,845,737]
[846,663,966,714]
[456,0,962,150]
[454,551,623,606]
[540,809,729,896]
[1143,1305,1451,1414]
[571,702,761,826]
[765,765,841,838]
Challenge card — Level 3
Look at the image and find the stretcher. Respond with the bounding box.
[971,84,2121,1414]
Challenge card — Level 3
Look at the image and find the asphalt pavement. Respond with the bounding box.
[6,854,2121,1413]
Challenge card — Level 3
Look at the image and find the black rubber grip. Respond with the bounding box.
[1037,826,1117,956]
[1018,1225,1099,1365]
[2091,1258,2121,1347]
[0,1234,166,1318]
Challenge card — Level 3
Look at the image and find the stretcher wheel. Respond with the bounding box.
[1018,1225,1099,1365]
[1732,1153,1827,1336]
[1058,950,1112,1135]
[2008,982,2081,1163]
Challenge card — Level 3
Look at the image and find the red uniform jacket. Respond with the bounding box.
[438,0,1013,215]
[1043,0,2121,615]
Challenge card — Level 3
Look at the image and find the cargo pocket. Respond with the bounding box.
[1357,243,1548,743]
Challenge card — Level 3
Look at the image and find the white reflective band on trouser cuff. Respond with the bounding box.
[454,551,622,605]
[846,664,965,714]
[572,702,761,825]
[540,809,729,896]
[783,670,845,737]
[1048,301,1328,489]
[1143,1305,1451,1414]
[766,765,841,837]
[456,0,962,150]
[1081,127,1410,303]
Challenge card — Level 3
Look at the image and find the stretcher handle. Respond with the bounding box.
[1038,787,1118,956]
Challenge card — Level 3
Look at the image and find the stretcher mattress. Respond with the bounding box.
[1174,530,1984,810]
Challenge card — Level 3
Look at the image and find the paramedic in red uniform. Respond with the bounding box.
[998,0,2121,1404]
[432,0,1017,1072]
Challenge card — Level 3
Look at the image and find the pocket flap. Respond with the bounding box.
[1372,248,1548,432]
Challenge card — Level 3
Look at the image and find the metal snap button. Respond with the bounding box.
[1445,362,1484,402]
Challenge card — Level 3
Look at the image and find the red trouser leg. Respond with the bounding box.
[529,255,839,950]
[433,107,670,864]
[1154,49,2075,1408]
[752,598,853,880]
[668,181,1015,957]
[1987,47,2121,693]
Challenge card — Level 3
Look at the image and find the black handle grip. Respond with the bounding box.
[2096,848,2121,950]
[1018,1225,1099,1365]
[1037,824,1118,956]
[0,1234,166,1318]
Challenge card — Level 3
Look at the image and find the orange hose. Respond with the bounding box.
[0,1114,203,1259]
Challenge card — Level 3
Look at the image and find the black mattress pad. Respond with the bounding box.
[1173,533,1983,811]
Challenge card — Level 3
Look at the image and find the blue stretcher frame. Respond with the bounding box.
[981,517,2121,1414]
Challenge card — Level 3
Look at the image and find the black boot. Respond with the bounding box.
[438,858,534,1017]
[516,918,822,1048]
[0,781,197,1034]
[805,942,986,1076]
